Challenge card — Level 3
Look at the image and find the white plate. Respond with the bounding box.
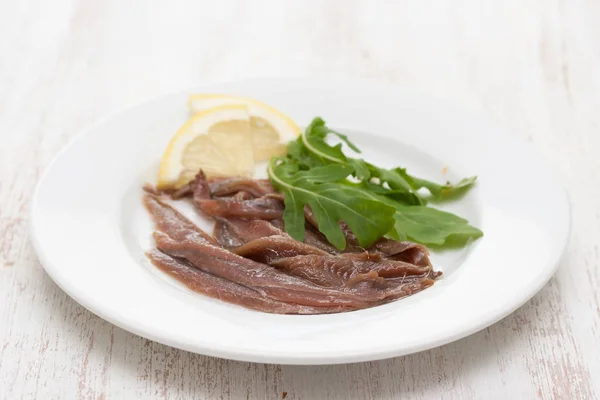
[30,78,570,365]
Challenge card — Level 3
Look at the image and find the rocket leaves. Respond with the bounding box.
[268,117,483,249]
[268,162,396,249]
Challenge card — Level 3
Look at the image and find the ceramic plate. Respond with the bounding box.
[30,78,569,364]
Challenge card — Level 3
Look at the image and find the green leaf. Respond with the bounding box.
[354,185,483,246]
[301,117,361,163]
[389,205,483,246]
[295,164,354,183]
[347,158,371,180]
[281,190,305,242]
[366,165,425,205]
[270,117,483,250]
[411,176,477,200]
[299,118,478,204]
[357,180,422,205]
[268,159,395,249]
[285,138,305,160]
[284,138,322,169]
[328,131,361,153]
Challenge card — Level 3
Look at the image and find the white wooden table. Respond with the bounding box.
[1,1,599,398]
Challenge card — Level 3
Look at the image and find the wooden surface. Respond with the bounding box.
[1,1,599,399]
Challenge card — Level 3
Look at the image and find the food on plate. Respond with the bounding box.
[268,117,482,249]
[144,174,439,313]
[157,105,254,189]
[144,95,482,314]
[158,95,302,190]
[188,94,301,162]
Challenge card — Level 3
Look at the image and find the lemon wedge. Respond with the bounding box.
[187,94,301,162]
[157,105,254,189]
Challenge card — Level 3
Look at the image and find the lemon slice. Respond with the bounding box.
[157,105,254,189]
[187,94,300,162]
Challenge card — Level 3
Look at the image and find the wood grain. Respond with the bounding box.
[1,0,599,398]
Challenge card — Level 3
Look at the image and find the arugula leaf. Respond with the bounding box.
[353,180,420,205]
[268,159,396,249]
[366,165,425,205]
[387,205,483,245]
[301,117,361,163]
[356,164,473,204]
[411,176,477,200]
[299,117,477,204]
[270,117,483,249]
[285,138,322,169]
[344,184,483,246]
[290,162,353,182]
[347,159,371,181]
